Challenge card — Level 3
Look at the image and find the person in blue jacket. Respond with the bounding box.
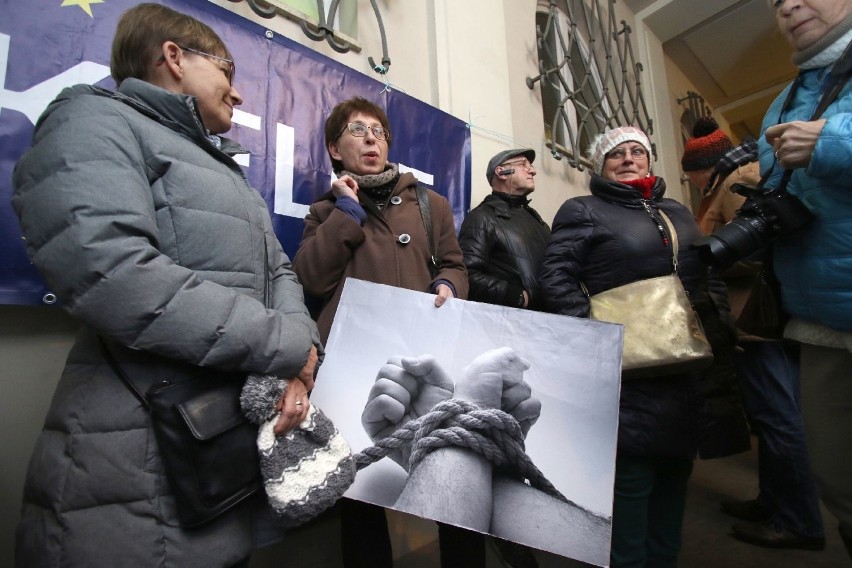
[758,0,852,558]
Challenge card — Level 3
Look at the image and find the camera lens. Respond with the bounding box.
[693,216,769,267]
[693,189,814,268]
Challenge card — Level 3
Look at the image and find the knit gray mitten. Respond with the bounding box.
[241,374,356,528]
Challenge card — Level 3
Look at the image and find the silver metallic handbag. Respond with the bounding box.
[586,210,713,379]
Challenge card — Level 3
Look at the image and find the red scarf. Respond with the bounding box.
[622,176,657,199]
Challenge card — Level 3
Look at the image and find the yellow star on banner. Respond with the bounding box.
[61,0,105,18]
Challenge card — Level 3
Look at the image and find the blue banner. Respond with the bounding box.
[0,0,471,305]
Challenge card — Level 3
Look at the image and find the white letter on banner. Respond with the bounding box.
[0,33,110,125]
[231,108,261,168]
[399,164,435,186]
[274,122,310,219]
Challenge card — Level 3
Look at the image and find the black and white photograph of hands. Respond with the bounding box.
[309,278,622,567]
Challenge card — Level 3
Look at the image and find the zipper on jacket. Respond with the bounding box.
[641,200,681,277]
[640,200,670,248]
[263,235,271,309]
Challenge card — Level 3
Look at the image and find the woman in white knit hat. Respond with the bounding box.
[539,126,749,567]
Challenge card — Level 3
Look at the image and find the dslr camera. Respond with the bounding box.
[692,183,814,268]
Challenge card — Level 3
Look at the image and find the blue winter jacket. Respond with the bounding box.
[758,63,852,332]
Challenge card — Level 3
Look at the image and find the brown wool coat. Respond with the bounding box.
[294,171,468,342]
[696,161,762,325]
[696,161,759,236]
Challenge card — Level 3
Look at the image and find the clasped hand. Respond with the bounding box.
[361,347,541,470]
[273,345,318,435]
[765,119,825,169]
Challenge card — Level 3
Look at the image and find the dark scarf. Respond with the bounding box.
[340,163,400,211]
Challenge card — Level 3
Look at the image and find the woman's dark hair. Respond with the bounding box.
[111,3,231,86]
[324,97,392,173]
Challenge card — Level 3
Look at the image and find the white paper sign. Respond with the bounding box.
[311,278,622,566]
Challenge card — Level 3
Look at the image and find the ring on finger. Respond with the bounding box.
[775,149,781,160]
[295,400,304,406]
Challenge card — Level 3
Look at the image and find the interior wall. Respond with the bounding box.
[432,0,517,207]
[664,55,740,210]
[665,58,737,136]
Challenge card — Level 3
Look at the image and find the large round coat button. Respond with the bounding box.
[398,233,411,244]
[390,196,402,205]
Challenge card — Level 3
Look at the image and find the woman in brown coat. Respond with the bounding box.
[293,96,467,343]
[293,96,472,567]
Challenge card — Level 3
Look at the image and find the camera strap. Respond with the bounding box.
[763,40,852,191]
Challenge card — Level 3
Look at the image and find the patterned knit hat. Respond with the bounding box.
[586,126,653,174]
[241,374,356,528]
[681,117,734,172]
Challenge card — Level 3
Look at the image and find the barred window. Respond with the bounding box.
[229,0,359,49]
[529,0,653,170]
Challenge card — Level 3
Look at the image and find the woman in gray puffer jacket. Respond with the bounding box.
[11,4,322,567]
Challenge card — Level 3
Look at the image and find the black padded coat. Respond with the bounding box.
[539,174,749,460]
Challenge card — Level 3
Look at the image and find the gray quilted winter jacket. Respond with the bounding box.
[11,78,322,567]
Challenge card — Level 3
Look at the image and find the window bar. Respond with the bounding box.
[529,0,654,168]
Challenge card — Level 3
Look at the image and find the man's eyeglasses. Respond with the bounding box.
[178,45,236,86]
[605,146,648,161]
[500,159,534,171]
[338,122,390,141]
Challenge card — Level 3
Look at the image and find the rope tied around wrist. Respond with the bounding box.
[354,398,570,504]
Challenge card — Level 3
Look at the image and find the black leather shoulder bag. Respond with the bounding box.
[99,337,261,528]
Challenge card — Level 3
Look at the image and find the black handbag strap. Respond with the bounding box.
[97,335,150,409]
[415,183,440,278]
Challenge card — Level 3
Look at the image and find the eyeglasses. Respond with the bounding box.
[337,122,390,141]
[178,45,236,86]
[500,159,534,171]
[605,146,648,161]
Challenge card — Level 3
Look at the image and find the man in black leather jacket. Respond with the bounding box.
[459,149,551,310]
[459,148,550,566]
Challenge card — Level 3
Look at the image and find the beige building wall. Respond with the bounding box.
[207,0,668,224]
